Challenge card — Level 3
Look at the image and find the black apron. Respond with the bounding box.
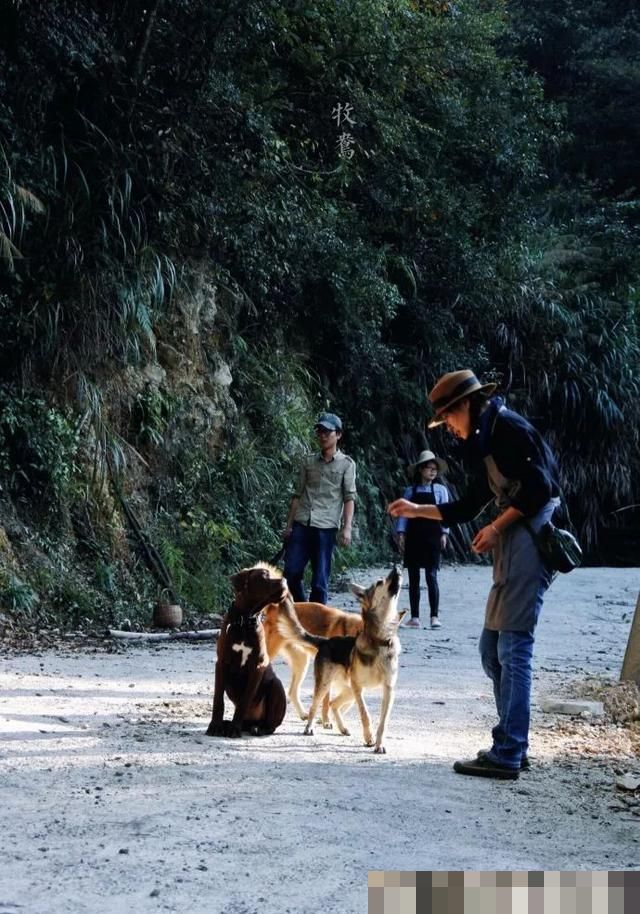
[403,485,443,568]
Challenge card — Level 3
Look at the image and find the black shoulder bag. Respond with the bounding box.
[491,409,582,574]
[522,518,583,574]
[491,413,582,574]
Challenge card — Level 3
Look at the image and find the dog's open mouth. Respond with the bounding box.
[387,565,401,597]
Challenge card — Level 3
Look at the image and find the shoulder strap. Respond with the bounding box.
[493,407,571,529]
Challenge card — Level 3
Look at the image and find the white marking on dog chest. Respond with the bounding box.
[232,641,253,667]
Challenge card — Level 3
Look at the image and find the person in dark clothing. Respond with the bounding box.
[389,370,560,780]
[395,450,450,629]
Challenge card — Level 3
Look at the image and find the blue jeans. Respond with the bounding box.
[283,522,337,604]
[479,628,536,769]
[478,499,556,768]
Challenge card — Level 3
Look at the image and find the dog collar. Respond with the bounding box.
[227,606,264,629]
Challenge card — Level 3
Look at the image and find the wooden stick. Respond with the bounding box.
[108,628,220,642]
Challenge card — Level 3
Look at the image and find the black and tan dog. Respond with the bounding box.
[206,563,319,738]
[278,566,405,753]
[262,596,362,720]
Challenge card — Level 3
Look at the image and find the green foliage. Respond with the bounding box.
[481,272,640,547]
[508,0,640,193]
[0,387,80,503]
[0,571,39,616]
[94,559,117,596]
[0,0,637,632]
[46,578,103,628]
[132,383,173,447]
[149,347,321,610]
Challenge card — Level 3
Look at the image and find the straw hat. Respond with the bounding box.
[408,449,448,477]
[427,370,497,428]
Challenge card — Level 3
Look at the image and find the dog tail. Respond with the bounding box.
[276,596,326,648]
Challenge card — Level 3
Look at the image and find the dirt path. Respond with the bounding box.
[1,566,639,914]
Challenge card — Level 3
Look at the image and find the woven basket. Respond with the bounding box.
[153,590,183,629]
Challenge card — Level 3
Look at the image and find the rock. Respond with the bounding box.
[142,363,166,385]
[212,362,232,388]
[157,341,191,372]
[616,774,640,792]
[539,697,605,716]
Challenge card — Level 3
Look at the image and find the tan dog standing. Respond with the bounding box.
[262,598,362,719]
[278,566,405,753]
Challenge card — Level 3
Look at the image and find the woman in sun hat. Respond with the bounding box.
[389,369,561,780]
[395,450,450,629]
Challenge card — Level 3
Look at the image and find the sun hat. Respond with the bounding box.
[315,412,343,431]
[408,449,448,477]
[427,370,497,428]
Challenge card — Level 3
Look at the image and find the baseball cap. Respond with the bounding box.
[315,412,343,431]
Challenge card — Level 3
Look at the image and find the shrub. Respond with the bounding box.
[0,387,79,504]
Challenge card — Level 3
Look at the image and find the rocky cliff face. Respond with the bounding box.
[0,269,246,634]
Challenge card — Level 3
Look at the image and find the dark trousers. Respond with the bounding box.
[283,522,337,604]
[407,564,440,618]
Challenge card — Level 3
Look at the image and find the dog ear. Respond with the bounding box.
[350,582,367,600]
[395,610,407,627]
[229,571,247,592]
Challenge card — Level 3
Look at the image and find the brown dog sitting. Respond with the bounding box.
[206,563,291,738]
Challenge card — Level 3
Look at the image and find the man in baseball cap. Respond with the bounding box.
[314,412,343,432]
[283,412,356,604]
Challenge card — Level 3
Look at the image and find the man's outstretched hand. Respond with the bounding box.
[387,498,419,518]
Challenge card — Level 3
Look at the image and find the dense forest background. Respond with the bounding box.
[0,0,638,630]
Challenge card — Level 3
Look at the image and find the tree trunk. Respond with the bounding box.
[128,0,163,86]
[620,591,640,686]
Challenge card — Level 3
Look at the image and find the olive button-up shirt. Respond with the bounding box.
[293,450,357,529]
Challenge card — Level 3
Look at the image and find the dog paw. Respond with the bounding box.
[226,722,243,738]
[364,738,375,747]
[205,722,226,737]
[299,712,309,721]
[374,745,387,754]
[322,721,333,730]
[339,727,351,736]
[303,726,314,736]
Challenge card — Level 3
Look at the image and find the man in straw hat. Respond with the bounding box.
[389,370,561,780]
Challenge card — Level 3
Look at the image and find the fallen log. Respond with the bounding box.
[107,628,220,642]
